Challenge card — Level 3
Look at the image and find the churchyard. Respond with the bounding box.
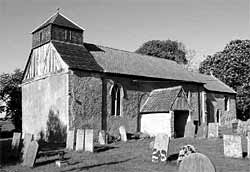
[0,125,249,172]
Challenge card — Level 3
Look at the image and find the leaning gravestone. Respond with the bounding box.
[22,141,39,167]
[66,130,75,150]
[178,153,215,172]
[223,135,242,158]
[85,129,94,152]
[11,132,21,155]
[184,121,195,138]
[197,123,208,138]
[246,133,250,159]
[152,134,170,163]
[98,130,106,145]
[208,123,219,138]
[75,129,85,151]
[119,126,127,142]
[22,133,33,160]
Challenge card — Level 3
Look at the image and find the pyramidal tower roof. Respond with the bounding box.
[32,12,84,33]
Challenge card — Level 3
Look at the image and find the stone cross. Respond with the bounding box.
[75,129,85,151]
[22,133,33,160]
[22,141,39,167]
[223,135,242,158]
[98,130,106,145]
[85,129,94,152]
[11,132,21,155]
[184,121,195,138]
[152,134,170,163]
[208,123,219,138]
[197,123,208,138]
[66,129,75,150]
[119,126,127,142]
[178,153,216,172]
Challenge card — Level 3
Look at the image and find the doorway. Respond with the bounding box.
[174,110,189,138]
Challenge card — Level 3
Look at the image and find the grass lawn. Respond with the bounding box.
[1,137,249,172]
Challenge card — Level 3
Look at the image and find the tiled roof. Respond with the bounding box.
[84,43,202,83]
[32,12,83,33]
[141,86,183,113]
[190,73,236,94]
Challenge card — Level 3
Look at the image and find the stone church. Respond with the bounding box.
[21,12,236,142]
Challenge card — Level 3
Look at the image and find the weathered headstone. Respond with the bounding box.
[178,153,215,172]
[11,132,21,155]
[22,133,33,160]
[84,129,94,152]
[75,129,85,151]
[208,123,219,138]
[66,130,75,150]
[184,121,195,138]
[98,130,106,145]
[22,141,39,167]
[119,126,127,142]
[197,123,208,138]
[247,133,250,159]
[152,134,170,162]
[223,135,242,158]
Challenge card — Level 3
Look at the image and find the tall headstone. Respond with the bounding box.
[152,134,170,163]
[184,121,195,138]
[197,123,208,138]
[75,129,85,151]
[119,126,127,142]
[223,135,242,158]
[178,153,216,172]
[66,130,75,150]
[247,132,250,159]
[11,132,21,155]
[22,133,33,160]
[85,129,94,152]
[98,130,106,145]
[22,141,39,167]
[208,123,219,138]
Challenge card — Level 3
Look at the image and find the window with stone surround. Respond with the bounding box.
[224,96,229,111]
[111,83,124,116]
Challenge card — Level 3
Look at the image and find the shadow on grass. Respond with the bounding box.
[62,157,136,172]
[94,145,118,153]
[35,157,70,167]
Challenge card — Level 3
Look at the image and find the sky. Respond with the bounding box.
[0,0,249,73]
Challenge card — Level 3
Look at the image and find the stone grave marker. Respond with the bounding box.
[178,153,215,172]
[208,123,219,138]
[22,133,33,160]
[66,129,75,150]
[11,132,21,155]
[85,129,94,152]
[75,129,85,151]
[98,130,106,145]
[119,126,127,142]
[22,141,39,167]
[152,134,170,163]
[197,123,208,138]
[223,135,242,158]
[184,121,195,138]
[247,133,250,159]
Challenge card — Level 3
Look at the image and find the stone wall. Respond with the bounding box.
[22,73,69,142]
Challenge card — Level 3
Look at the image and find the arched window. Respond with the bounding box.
[111,83,124,116]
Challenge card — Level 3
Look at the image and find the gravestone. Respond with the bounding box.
[223,135,242,158]
[85,129,94,152]
[184,121,195,138]
[22,141,39,167]
[178,153,215,172]
[247,133,250,159]
[197,123,208,138]
[22,133,33,160]
[98,130,106,145]
[208,123,219,138]
[66,130,75,150]
[119,126,127,142]
[75,129,85,151]
[11,132,21,155]
[152,134,170,162]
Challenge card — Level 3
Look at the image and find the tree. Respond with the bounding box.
[0,69,23,131]
[199,40,250,120]
[135,40,188,64]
